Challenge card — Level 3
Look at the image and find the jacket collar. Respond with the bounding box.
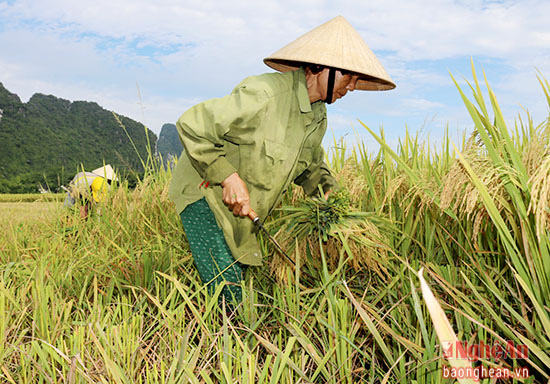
[295,68,312,113]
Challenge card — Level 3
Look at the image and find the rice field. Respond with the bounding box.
[0,193,65,203]
[0,67,549,383]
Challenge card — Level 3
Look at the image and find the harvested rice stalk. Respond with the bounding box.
[268,189,390,283]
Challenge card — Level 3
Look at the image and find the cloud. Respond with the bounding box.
[5,1,549,64]
[0,0,548,138]
[401,98,446,111]
[347,0,550,62]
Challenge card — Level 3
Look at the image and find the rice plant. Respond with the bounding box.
[0,63,548,383]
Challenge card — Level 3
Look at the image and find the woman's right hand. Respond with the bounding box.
[221,172,253,217]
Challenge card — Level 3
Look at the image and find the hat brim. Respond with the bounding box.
[264,59,396,91]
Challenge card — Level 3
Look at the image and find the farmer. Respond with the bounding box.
[169,16,395,304]
[65,164,117,219]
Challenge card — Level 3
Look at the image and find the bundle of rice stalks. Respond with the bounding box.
[267,189,390,283]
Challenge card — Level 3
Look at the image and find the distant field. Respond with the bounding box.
[0,193,64,233]
[0,201,63,229]
[0,193,65,203]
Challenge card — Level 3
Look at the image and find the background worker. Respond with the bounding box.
[65,164,117,219]
[169,16,395,305]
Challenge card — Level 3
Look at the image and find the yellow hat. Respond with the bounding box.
[264,16,395,91]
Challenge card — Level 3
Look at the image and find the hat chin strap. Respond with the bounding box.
[324,68,336,104]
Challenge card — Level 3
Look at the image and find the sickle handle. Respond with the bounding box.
[248,210,259,223]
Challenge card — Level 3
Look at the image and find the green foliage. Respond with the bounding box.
[0,82,157,193]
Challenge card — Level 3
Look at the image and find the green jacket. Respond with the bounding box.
[169,68,338,266]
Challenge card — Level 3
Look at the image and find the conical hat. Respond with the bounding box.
[92,164,117,181]
[264,16,395,91]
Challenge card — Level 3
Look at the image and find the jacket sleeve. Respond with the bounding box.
[176,83,268,185]
[294,145,340,196]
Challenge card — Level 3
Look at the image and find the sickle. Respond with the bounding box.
[248,211,296,266]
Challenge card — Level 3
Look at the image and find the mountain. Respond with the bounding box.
[156,123,183,166]
[0,82,157,193]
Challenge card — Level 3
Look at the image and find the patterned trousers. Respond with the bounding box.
[180,198,244,303]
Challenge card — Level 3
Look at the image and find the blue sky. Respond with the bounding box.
[1,0,549,152]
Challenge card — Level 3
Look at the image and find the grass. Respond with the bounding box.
[0,64,548,383]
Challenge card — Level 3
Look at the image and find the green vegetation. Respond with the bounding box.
[0,82,157,193]
[0,66,548,383]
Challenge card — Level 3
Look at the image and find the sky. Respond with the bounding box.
[1,0,549,152]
